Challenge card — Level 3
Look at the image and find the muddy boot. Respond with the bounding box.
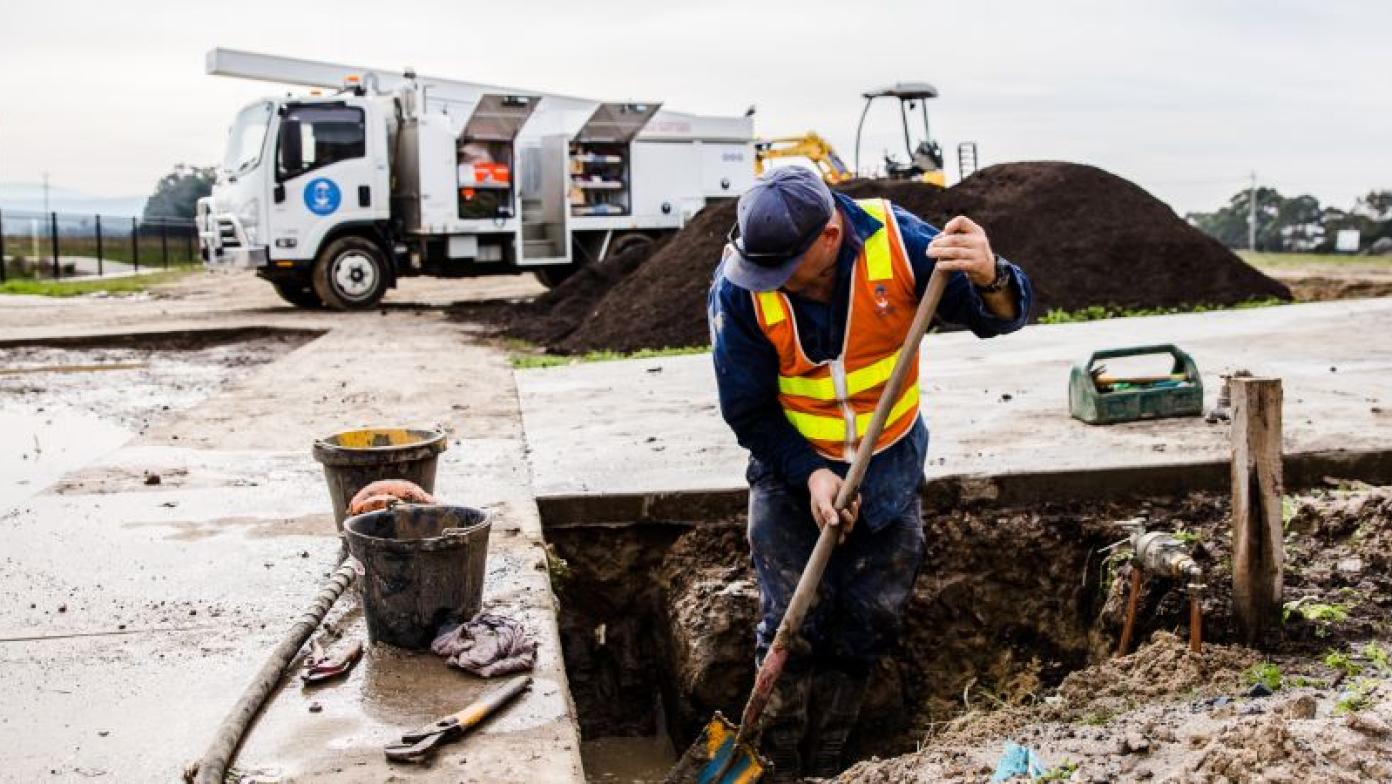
[804,668,869,778]
[758,668,812,783]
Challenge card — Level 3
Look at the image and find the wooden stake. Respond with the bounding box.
[1229,377,1284,646]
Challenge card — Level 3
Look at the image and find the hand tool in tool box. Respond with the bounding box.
[1068,344,1203,424]
[384,674,531,763]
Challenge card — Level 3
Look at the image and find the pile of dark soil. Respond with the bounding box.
[448,238,664,348]
[485,162,1291,354]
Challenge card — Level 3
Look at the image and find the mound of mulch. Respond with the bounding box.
[492,162,1293,354]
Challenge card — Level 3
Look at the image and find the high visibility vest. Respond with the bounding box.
[751,198,921,462]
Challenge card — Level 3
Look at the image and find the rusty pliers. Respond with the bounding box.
[384,675,532,763]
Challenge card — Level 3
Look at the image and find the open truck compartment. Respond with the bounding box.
[456,94,537,222]
[569,102,661,218]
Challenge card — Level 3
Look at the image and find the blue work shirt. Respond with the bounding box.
[707,193,1034,531]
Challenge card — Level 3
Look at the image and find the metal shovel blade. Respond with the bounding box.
[693,713,765,784]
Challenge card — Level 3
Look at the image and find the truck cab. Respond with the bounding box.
[199,91,394,308]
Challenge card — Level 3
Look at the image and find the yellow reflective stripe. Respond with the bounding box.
[778,374,835,399]
[856,382,919,437]
[783,408,846,442]
[857,199,893,282]
[783,382,920,442]
[757,291,785,326]
[778,351,904,401]
[845,350,901,396]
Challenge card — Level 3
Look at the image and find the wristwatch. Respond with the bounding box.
[975,255,1012,294]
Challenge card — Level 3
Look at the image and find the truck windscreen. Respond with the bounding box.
[224,102,273,176]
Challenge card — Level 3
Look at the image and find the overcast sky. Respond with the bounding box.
[0,0,1387,213]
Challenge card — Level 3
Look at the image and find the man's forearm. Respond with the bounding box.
[979,284,1019,321]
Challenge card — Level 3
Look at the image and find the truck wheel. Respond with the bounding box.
[532,265,576,289]
[609,233,655,258]
[312,237,388,311]
[273,282,323,309]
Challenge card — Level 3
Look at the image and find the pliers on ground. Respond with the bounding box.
[300,639,363,684]
[384,675,532,763]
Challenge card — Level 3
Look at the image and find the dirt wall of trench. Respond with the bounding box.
[549,499,1120,760]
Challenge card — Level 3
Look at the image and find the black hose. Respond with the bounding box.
[186,560,356,783]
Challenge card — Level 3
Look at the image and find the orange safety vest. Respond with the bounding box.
[751,198,921,462]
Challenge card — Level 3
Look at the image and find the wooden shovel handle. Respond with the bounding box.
[732,266,949,740]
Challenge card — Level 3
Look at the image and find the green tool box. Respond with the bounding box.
[1069,344,1203,425]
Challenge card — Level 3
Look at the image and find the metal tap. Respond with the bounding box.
[1114,518,1204,655]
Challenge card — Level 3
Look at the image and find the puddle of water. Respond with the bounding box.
[0,405,132,511]
[124,512,334,541]
[582,735,677,783]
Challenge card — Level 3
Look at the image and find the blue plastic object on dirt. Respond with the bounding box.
[991,741,1051,781]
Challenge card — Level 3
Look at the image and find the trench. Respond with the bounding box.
[543,493,1178,782]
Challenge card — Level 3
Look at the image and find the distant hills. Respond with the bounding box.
[0,183,147,218]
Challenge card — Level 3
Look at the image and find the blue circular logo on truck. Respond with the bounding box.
[304,178,341,216]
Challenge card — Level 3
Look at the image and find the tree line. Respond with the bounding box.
[1187,187,1392,254]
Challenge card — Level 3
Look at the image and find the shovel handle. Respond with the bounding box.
[732,267,949,742]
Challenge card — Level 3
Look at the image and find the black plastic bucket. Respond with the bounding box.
[312,427,448,529]
[343,504,492,650]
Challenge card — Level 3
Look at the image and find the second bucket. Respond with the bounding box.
[313,427,448,529]
[344,504,492,650]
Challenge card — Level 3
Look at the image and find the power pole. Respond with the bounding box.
[43,172,50,214]
[1247,171,1257,252]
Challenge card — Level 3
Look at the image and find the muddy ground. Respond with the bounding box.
[550,482,1392,782]
[0,329,317,432]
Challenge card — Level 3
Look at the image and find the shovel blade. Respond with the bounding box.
[695,713,764,784]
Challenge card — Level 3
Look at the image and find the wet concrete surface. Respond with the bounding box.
[0,271,581,782]
[517,298,1392,501]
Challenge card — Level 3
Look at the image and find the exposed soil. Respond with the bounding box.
[448,239,665,349]
[464,162,1292,355]
[551,482,1392,783]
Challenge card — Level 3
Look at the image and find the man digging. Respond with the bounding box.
[707,167,1033,780]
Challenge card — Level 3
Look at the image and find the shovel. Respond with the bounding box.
[680,266,950,784]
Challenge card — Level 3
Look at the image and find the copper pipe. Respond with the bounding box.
[1116,566,1142,657]
[1189,593,1203,653]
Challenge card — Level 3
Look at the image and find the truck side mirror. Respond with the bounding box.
[279,119,303,179]
[274,183,285,204]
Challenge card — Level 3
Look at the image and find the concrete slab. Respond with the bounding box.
[0,307,583,782]
[517,299,1392,509]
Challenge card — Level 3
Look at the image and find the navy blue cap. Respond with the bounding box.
[723,167,835,292]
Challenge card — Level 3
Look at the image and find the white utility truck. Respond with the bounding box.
[197,49,755,309]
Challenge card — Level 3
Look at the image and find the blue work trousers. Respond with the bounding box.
[747,474,926,674]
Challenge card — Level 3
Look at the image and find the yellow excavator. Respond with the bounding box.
[754,82,951,187]
[753,133,854,184]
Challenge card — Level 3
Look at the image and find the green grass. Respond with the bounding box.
[509,345,709,369]
[1325,650,1364,677]
[0,265,198,297]
[1039,297,1286,324]
[1333,677,1377,715]
[1239,250,1392,269]
[1244,662,1284,692]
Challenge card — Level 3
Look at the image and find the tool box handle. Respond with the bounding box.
[1085,344,1195,378]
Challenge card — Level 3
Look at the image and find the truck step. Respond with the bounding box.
[523,239,562,258]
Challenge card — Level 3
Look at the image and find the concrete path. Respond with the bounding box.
[0,272,582,781]
[517,298,1392,508]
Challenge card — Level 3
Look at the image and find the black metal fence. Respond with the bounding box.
[0,208,198,284]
